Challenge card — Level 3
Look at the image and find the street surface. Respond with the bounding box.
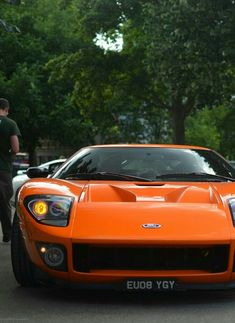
[1,231,235,323]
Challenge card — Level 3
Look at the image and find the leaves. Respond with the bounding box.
[0,0,235,160]
[142,0,235,142]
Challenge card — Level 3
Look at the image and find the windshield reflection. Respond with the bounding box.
[55,147,235,181]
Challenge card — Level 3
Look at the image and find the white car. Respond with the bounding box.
[12,159,66,205]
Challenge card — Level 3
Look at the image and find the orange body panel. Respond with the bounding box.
[17,178,235,285]
[15,144,235,290]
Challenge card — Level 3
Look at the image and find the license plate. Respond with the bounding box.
[125,279,177,291]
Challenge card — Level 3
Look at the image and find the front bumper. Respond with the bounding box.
[33,267,235,291]
[19,209,235,290]
[24,236,235,290]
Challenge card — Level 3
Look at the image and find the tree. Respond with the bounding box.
[219,101,235,159]
[48,0,235,145]
[1,0,235,158]
[185,105,230,152]
[0,0,90,163]
[0,0,21,32]
[46,0,170,144]
[142,0,235,143]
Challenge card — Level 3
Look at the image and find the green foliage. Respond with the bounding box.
[54,0,235,145]
[142,0,235,143]
[185,103,235,159]
[0,0,235,160]
[0,0,89,162]
[46,0,170,144]
[185,105,230,151]
[6,64,45,152]
[0,0,21,32]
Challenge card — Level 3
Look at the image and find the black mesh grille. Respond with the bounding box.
[73,244,229,273]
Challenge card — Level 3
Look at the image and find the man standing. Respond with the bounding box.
[0,98,21,242]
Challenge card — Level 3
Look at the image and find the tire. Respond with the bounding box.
[11,212,37,287]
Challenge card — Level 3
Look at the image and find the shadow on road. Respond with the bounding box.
[11,284,235,306]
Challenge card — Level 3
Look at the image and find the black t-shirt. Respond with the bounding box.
[0,116,21,173]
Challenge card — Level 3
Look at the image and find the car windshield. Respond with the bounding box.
[54,147,235,182]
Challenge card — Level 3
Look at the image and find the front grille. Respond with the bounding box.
[73,244,229,273]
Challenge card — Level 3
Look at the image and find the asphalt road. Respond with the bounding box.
[1,233,235,323]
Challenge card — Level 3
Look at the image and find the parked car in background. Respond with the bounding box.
[12,152,29,177]
[12,159,66,205]
[10,144,235,291]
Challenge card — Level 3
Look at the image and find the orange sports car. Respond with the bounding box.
[11,144,235,291]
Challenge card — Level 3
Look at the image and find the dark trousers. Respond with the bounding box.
[0,171,13,238]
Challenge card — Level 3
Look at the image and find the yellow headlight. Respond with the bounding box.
[33,200,48,217]
[25,195,73,226]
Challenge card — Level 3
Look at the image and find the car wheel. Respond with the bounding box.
[11,212,37,287]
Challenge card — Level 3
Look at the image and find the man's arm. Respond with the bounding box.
[10,135,19,154]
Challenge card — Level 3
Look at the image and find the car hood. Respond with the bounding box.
[71,181,234,243]
[21,179,234,243]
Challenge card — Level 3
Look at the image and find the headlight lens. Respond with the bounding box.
[228,198,235,226]
[24,195,74,227]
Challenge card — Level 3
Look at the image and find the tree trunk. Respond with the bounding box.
[26,143,37,166]
[172,105,186,144]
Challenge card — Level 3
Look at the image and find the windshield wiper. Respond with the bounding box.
[64,172,152,182]
[156,172,235,182]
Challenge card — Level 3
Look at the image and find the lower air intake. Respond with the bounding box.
[73,244,229,273]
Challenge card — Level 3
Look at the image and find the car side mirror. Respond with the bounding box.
[26,167,49,178]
